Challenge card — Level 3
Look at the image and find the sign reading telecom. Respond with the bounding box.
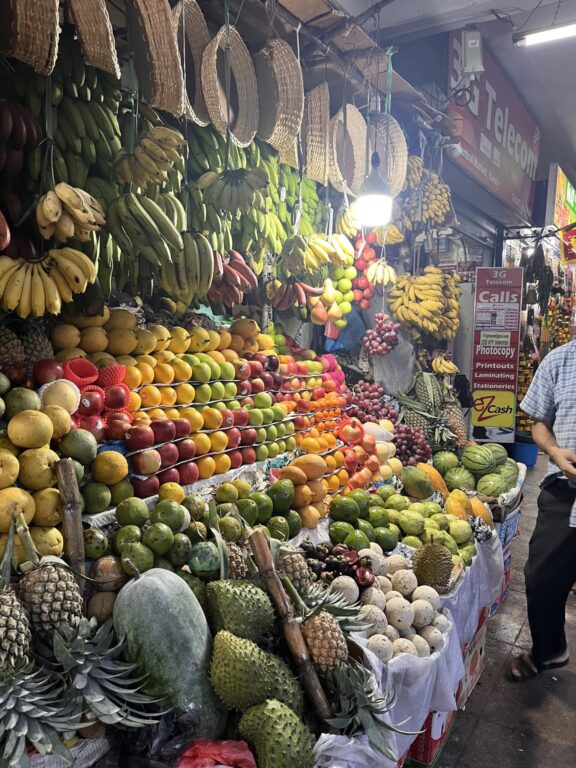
[448,31,540,220]
[471,268,523,443]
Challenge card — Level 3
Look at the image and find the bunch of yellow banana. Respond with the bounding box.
[388,266,461,340]
[0,248,96,318]
[160,231,215,305]
[335,203,360,238]
[281,233,354,275]
[35,184,106,243]
[364,259,397,286]
[196,167,269,214]
[374,223,404,246]
[402,169,452,229]
[432,356,459,375]
[403,155,424,190]
[114,125,186,189]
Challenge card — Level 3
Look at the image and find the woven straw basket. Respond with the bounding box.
[0,0,60,75]
[127,0,185,117]
[171,0,211,126]
[328,104,368,195]
[303,83,330,186]
[68,0,120,78]
[372,114,408,197]
[201,25,259,148]
[279,139,299,169]
[254,39,304,156]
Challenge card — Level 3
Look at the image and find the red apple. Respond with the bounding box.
[226,427,242,449]
[228,450,243,469]
[297,362,308,376]
[312,387,326,400]
[32,359,63,385]
[271,372,283,388]
[234,361,251,380]
[219,408,234,428]
[78,390,104,417]
[150,419,176,444]
[106,416,132,441]
[177,438,197,461]
[233,409,250,427]
[104,385,129,409]
[287,362,298,375]
[178,461,199,485]
[157,467,180,485]
[296,400,311,413]
[77,415,105,442]
[237,380,252,397]
[261,372,275,389]
[132,474,160,498]
[241,397,254,407]
[240,428,257,446]
[267,355,279,371]
[250,377,265,394]
[254,353,269,369]
[126,425,155,451]
[174,419,192,438]
[249,361,264,377]
[240,447,256,464]
[294,415,308,430]
[132,449,162,475]
[279,363,289,376]
[158,443,179,467]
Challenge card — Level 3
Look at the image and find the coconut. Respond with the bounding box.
[385,597,414,630]
[385,554,409,574]
[419,626,445,653]
[358,604,388,636]
[392,638,418,657]
[329,575,360,603]
[411,599,435,629]
[412,635,431,658]
[360,586,387,611]
[383,625,400,642]
[432,613,451,633]
[390,569,418,597]
[367,634,393,663]
[375,575,393,593]
[358,548,387,576]
[412,585,440,611]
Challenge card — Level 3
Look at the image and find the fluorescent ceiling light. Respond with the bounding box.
[514,21,576,46]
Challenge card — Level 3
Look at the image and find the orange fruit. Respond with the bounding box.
[164,408,181,421]
[124,365,142,389]
[337,469,349,486]
[333,450,345,467]
[139,385,162,408]
[148,408,167,421]
[213,453,231,475]
[171,359,193,382]
[127,391,141,412]
[160,387,177,406]
[175,383,195,405]
[210,430,228,453]
[197,456,216,479]
[181,408,204,432]
[154,363,175,385]
[325,454,337,471]
[136,354,157,368]
[131,411,151,425]
[300,437,321,454]
[159,482,185,503]
[326,474,340,493]
[92,451,129,485]
[136,362,154,385]
[192,432,211,455]
[202,407,223,430]
[324,433,337,448]
[299,505,320,529]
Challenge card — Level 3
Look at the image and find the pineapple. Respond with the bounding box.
[0,327,25,369]
[227,542,248,579]
[16,514,83,636]
[0,521,31,672]
[302,611,348,672]
[413,371,443,414]
[441,396,468,449]
[279,548,311,593]
[18,324,54,376]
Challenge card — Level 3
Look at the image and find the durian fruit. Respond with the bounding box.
[412,541,453,589]
[302,611,348,672]
[206,580,274,641]
[210,630,303,714]
[239,699,314,768]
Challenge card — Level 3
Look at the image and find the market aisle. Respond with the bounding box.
[440,455,576,768]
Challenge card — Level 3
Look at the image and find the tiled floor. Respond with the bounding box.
[439,455,576,768]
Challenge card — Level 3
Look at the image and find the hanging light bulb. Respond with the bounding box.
[355,151,393,227]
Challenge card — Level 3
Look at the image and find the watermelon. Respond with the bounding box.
[493,463,519,491]
[483,443,508,466]
[461,445,496,475]
[432,451,460,475]
[476,473,506,498]
[444,467,476,492]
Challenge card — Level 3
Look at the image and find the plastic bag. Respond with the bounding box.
[177,740,256,768]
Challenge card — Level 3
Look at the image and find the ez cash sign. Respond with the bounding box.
[471,268,523,442]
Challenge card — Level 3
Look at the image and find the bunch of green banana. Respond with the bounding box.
[187,124,253,177]
[160,231,215,305]
[196,167,270,214]
[114,125,186,190]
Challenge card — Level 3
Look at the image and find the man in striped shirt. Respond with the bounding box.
[506,340,576,681]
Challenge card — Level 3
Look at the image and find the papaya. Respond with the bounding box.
[290,454,327,481]
[278,466,308,485]
[401,466,434,500]
[416,462,449,500]
[469,496,494,528]
[293,484,313,509]
[229,318,259,339]
[307,479,328,504]
[444,489,472,520]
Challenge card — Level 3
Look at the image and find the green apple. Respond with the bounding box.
[253,392,273,409]
[273,334,286,346]
[192,363,211,384]
[285,436,296,451]
[334,289,344,303]
[344,266,357,280]
[197,353,220,379]
[285,421,295,435]
[342,291,355,303]
[256,427,267,444]
[266,425,278,441]
[223,381,237,399]
[194,383,212,403]
[220,361,236,380]
[276,422,286,438]
[276,439,286,454]
[213,402,226,412]
[261,408,274,425]
[267,442,280,458]
[248,409,264,426]
[227,400,241,410]
[332,267,345,280]
[210,381,225,400]
[181,354,200,367]
[255,444,269,461]
[272,404,286,421]
[337,278,352,292]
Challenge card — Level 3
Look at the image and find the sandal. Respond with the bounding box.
[505,653,569,683]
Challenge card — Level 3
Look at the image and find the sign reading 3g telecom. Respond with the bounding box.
[471,268,523,442]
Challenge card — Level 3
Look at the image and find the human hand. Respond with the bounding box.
[550,448,576,480]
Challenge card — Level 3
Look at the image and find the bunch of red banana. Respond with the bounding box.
[208,249,258,307]
[270,279,323,311]
[0,101,42,179]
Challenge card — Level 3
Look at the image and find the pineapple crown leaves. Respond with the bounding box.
[301,583,373,635]
[0,519,15,591]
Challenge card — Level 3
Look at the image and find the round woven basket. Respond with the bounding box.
[68,0,120,78]
[254,39,304,156]
[127,0,185,117]
[303,82,330,186]
[0,0,60,75]
[328,104,368,195]
[372,114,408,197]
[171,0,211,126]
[279,139,299,170]
[201,25,259,148]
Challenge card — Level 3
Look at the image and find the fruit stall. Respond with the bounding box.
[0,1,524,767]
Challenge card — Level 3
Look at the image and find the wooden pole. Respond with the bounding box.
[247,529,333,721]
[56,458,85,594]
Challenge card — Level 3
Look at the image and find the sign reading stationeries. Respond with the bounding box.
[448,31,540,220]
[471,268,523,443]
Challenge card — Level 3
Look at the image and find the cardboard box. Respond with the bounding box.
[489,546,513,617]
[457,623,487,707]
[406,709,457,766]
[495,508,520,548]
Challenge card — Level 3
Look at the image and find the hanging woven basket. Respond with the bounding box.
[254,39,304,156]
[171,0,211,126]
[303,82,330,186]
[68,0,120,78]
[201,25,259,148]
[127,0,185,118]
[0,0,60,75]
[328,104,368,196]
[372,113,408,197]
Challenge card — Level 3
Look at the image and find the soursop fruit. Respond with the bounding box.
[206,580,274,641]
[239,699,314,768]
[210,631,303,714]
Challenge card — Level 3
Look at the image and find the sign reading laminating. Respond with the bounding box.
[471,267,523,443]
[448,31,540,220]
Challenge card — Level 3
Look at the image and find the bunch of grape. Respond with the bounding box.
[392,423,432,465]
[349,380,399,423]
[363,312,401,355]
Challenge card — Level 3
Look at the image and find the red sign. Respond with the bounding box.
[471,268,523,442]
[560,227,576,265]
[448,31,540,220]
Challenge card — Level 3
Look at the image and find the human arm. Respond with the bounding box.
[532,419,576,480]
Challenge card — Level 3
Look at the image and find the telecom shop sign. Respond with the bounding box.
[448,31,540,219]
[471,268,523,442]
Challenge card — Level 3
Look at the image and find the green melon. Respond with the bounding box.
[432,451,460,475]
[476,473,506,498]
[461,445,496,475]
[330,496,360,524]
[444,467,476,491]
